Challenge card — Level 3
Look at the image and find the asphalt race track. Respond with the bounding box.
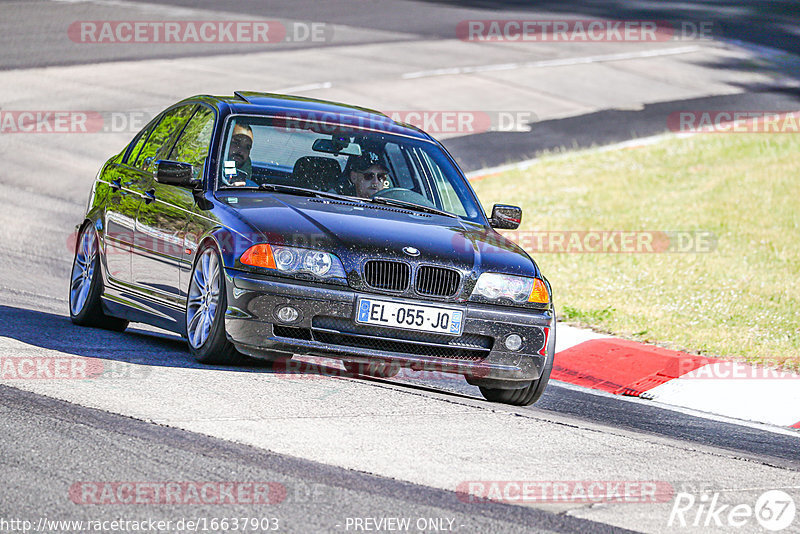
[1,1,799,533]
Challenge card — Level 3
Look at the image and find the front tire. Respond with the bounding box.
[69,224,128,332]
[186,245,244,365]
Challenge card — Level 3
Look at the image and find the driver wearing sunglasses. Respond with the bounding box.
[349,152,391,199]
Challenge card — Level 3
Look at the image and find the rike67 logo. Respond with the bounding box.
[669,490,796,531]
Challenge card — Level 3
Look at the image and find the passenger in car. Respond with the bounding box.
[224,123,255,186]
[348,152,391,198]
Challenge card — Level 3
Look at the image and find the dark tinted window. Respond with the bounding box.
[134,105,196,170]
[168,106,215,181]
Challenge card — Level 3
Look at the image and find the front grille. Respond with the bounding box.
[272,316,493,362]
[313,331,487,361]
[415,266,461,297]
[273,325,312,340]
[363,260,410,292]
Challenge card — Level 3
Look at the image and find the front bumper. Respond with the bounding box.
[224,269,554,385]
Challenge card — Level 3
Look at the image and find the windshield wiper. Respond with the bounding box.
[257,183,355,202]
[257,183,317,196]
[223,184,457,218]
[367,196,458,218]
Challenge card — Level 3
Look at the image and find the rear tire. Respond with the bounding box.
[186,245,245,365]
[479,316,556,406]
[69,224,129,332]
[344,361,400,378]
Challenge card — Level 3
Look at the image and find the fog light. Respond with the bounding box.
[276,306,299,323]
[505,334,523,351]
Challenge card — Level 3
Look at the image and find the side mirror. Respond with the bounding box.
[490,204,522,230]
[154,160,199,188]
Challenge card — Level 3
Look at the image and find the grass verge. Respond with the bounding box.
[470,133,800,371]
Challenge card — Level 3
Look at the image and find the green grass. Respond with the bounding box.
[470,134,800,371]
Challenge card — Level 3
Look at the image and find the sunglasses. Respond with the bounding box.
[357,171,389,181]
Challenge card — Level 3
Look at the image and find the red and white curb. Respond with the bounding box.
[554,323,800,429]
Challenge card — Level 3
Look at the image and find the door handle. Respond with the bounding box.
[110,178,122,192]
[143,189,156,204]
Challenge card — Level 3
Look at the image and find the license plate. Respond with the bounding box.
[355,298,464,336]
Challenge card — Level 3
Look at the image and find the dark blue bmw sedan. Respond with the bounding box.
[69,92,555,405]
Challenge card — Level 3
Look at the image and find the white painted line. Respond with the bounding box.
[274,82,333,93]
[554,322,610,353]
[402,46,704,79]
[551,380,800,438]
[645,363,800,427]
[49,0,222,17]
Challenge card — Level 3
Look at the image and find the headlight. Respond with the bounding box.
[240,244,346,279]
[470,273,549,305]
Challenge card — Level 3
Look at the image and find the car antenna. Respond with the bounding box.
[233,91,251,103]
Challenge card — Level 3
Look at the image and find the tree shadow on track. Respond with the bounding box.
[0,305,489,401]
[422,0,800,60]
[446,88,800,172]
[0,305,317,375]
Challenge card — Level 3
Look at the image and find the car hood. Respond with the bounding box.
[218,193,540,277]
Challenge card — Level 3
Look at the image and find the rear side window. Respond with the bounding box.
[169,106,216,181]
[133,105,197,170]
[123,119,157,165]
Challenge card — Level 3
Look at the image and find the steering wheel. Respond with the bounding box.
[373,187,409,197]
[373,187,436,208]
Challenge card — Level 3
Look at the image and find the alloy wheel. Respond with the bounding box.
[187,248,221,349]
[69,228,97,316]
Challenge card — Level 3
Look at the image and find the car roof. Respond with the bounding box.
[183,91,432,141]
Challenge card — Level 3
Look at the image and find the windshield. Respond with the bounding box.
[217,114,484,221]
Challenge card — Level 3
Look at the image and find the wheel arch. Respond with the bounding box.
[73,218,99,254]
[190,226,254,270]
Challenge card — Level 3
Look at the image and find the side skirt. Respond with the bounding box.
[101,286,187,337]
